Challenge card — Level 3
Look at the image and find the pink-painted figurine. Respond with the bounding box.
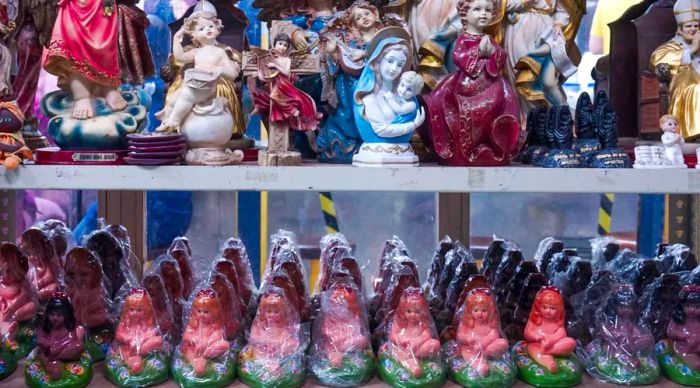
[19,228,61,302]
[112,288,164,373]
[422,0,522,166]
[0,242,37,337]
[180,289,230,376]
[34,293,85,381]
[64,248,111,330]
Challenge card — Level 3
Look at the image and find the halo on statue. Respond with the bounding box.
[365,26,411,60]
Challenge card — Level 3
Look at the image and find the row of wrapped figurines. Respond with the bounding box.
[1,0,595,168]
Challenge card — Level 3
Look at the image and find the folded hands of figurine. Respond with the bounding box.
[478,36,494,57]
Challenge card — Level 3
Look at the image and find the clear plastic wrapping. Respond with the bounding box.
[578,284,660,385]
[425,236,454,318]
[372,236,410,297]
[590,236,620,272]
[172,288,239,387]
[309,279,374,387]
[84,226,135,300]
[19,227,62,302]
[36,219,74,267]
[567,270,617,345]
[656,244,698,273]
[443,288,516,387]
[212,258,247,319]
[657,285,700,384]
[142,272,179,343]
[64,247,114,361]
[238,286,308,388]
[220,237,257,306]
[0,242,38,358]
[105,224,142,282]
[639,273,682,341]
[372,256,421,348]
[435,244,478,333]
[207,270,244,341]
[106,288,170,387]
[505,272,548,343]
[533,237,565,274]
[168,237,195,300]
[315,233,353,295]
[149,254,186,333]
[377,287,446,387]
[482,238,509,284]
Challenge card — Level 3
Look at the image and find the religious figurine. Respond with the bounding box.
[156,257,185,333]
[316,1,393,164]
[37,220,73,267]
[309,280,374,387]
[513,286,582,388]
[422,0,522,166]
[213,260,246,318]
[0,41,33,169]
[116,0,156,86]
[25,293,92,388]
[156,10,244,166]
[520,106,550,165]
[378,287,446,388]
[41,0,151,152]
[0,242,37,359]
[84,228,131,300]
[657,285,700,385]
[503,0,585,115]
[142,273,178,343]
[105,288,169,387]
[238,287,306,388]
[640,273,681,342]
[19,228,61,303]
[538,105,585,168]
[635,114,688,168]
[209,272,244,342]
[221,237,256,306]
[442,288,515,387]
[64,248,113,362]
[352,27,425,166]
[579,284,660,385]
[171,289,237,387]
[650,0,700,141]
[168,237,194,300]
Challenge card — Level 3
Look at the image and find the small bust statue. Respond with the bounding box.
[379,287,445,386]
[658,285,700,385]
[28,293,89,385]
[0,242,37,358]
[106,288,169,386]
[514,286,582,387]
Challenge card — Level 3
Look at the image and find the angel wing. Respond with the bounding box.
[251,0,306,22]
[24,0,59,47]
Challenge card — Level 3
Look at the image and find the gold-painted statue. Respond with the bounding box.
[650,0,700,140]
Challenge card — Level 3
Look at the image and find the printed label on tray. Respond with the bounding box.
[71,153,118,162]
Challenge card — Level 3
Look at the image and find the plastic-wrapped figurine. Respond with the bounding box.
[212,260,246,318]
[640,273,682,342]
[156,256,186,330]
[85,228,131,300]
[220,237,256,306]
[37,220,74,267]
[377,287,446,388]
[443,288,516,387]
[64,248,113,361]
[238,287,306,388]
[143,273,178,343]
[171,288,237,387]
[168,237,194,300]
[422,0,522,166]
[208,272,243,341]
[0,242,37,359]
[512,286,581,387]
[25,292,92,388]
[309,280,374,387]
[106,288,169,387]
[579,284,660,385]
[657,285,700,385]
[19,227,62,302]
[156,10,244,166]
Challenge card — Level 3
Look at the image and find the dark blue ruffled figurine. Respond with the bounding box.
[586,91,632,168]
[540,106,585,168]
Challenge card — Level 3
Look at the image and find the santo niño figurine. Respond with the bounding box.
[579,284,660,385]
[105,288,169,388]
[238,287,306,388]
[171,288,237,387]
[25,293,93,388]
[421,0,522,167]
[657,285,700,385]
[443,288,516,387]
[0,242,37,359]
[377,287,446,388]
[512,286,582,388]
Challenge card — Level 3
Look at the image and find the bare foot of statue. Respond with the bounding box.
[105,89,128,112]
[72,97,95,120]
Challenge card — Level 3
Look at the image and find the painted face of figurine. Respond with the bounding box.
[679,21,700,42]
[127,304,146,321]
[194,305,215,324]
[662,118,679,133]
[404,304,422,323]
[192,18,220,43]
[541,303,560,320]
[379,50,408,83]
[397,78,417,100]
[49,310,65,328]
[684,303,700,319]
[472,305,489,323]
[616,305,634,319]
[464,0,495,29]
[262,303,283,324]
[353,7,378,30]
[274,40,290,53]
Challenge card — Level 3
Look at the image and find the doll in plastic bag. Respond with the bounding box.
[25,292,92,388]
[657,284,700,385]
[208,271,244,342]
[155,255,186,330]
[238,286,307,388]
[0,242,38,360]
[106,288,170,387]
[84,228,132,301]
[377,287,446,388]
[212,259,247,318]
[309,279,374,387]
[143,273,179,343]
[512,286,581,388]
[578,284,659,385]
[171,288,237,387]
[443,288,516,387]
[19,227,62,302]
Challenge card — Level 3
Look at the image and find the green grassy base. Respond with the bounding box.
[443,341,516,388]
[105,349,170,387]
[237,345,305,388]
[10,321,36,359]
[376,348,446,388]
[0,343,18,380]
[581,340,659,385]
[24,349,92,388]
[171,349,236,388]
[657,339,700,386]
[512,341,581,388]
[309,348,375,387]
[83,327,113,362]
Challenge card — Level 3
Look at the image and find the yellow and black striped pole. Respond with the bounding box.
[597,193,615,236]
[310,192,339,289]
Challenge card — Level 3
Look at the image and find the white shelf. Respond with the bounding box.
[1,164,698,193]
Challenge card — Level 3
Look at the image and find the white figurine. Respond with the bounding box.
[633,114,687,169]
[384,71,423,117]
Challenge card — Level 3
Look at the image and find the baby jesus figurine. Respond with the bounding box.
[380,71,425,135]
[156,11,240,133]
[660,114,686,167]
[316,283,369,367]
[180,289,230,376]
[112,289,165,374]
[456,288,509,376]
